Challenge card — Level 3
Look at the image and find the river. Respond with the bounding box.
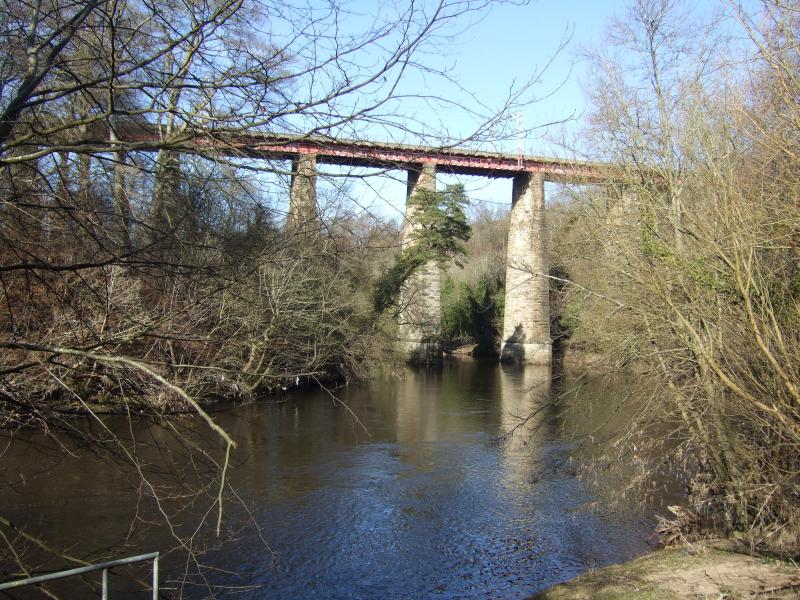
[0,361,667,599]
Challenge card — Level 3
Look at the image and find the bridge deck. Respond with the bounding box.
[112,127,611,182]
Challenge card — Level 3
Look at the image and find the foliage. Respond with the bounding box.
[409,185,472,263]
[438,201,509,354]
[373,184,472,314]
[441,271,504,355]
[553,0,800,557]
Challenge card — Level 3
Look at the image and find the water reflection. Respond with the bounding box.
[498,364,552,447]
[0,362,663,599]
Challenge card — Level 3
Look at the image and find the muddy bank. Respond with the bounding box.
[530,542,800,599]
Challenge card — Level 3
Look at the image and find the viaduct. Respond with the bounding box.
[101,128,610,364]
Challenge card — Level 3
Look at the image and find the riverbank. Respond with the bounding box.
[530,541,800,599]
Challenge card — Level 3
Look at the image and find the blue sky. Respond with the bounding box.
[329,0,635,220]
[438,0,629,153]
[296,0,760,221]
[417,0,761,154]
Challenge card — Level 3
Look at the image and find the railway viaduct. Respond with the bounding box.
[100,128,610,364]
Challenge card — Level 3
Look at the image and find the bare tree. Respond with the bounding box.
[550,0,800,557]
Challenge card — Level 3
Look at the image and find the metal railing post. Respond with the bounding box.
[102,568,109,600]
[152,554,159,600]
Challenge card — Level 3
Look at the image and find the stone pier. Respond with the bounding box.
[103,128,608,369]
[501,172,551,364]
[397,162,443,363]
[287,152,318,228]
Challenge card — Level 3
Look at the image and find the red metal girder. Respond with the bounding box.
[113,127,611,182]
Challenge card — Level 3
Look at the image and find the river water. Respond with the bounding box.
[1,361,664,599]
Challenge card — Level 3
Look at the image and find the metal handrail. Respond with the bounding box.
[0,552,159,599]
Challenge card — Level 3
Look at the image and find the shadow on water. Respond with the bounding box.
[0,361,673,599]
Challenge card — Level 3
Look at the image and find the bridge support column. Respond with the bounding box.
[501,172,551,364]
[397,162,443,364]
[287,152,318,229]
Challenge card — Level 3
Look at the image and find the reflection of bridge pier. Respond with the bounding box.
[393,368,443,444]
[106,127,610,364]
[498,364,552,452]
[496,364,553,508]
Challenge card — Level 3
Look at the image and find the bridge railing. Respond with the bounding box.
[0,552,159,599]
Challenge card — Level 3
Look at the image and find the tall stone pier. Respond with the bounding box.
[501,172,551,364]
[397,162,443,363]
[287,152,318,228]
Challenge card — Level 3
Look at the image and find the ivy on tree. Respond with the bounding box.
[373,183,471,314]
